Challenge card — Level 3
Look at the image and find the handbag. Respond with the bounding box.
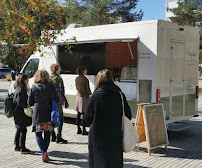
[56,85,65,103]
[119,91,139,153]
[24,107,33,117]
[51,97,60,127]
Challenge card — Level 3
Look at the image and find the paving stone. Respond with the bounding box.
[0,80,202,168]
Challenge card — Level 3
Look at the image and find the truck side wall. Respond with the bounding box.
[137,22,158,103]
[157,20,199,119]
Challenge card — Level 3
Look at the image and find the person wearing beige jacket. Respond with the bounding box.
[75,65,92,135]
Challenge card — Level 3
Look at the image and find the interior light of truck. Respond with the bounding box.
[196,86,199,99]
[156,89,160,102]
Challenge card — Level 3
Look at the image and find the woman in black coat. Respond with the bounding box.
[28,70,58,162]
[13,74,32,154]
[84,69,132,168]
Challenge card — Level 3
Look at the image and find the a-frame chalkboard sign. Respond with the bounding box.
[135,103,169,156]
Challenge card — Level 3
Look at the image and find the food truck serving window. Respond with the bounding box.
[58,38,138,76]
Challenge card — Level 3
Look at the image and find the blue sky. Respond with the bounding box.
[60,0,166,21]
[136,0,165,21]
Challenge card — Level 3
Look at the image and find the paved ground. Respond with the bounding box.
[0,80,202,168]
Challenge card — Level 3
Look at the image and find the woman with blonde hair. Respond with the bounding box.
[28,70,58,162]
[75,65,92,135]
[84,69,131,168]
[50,64,68,143]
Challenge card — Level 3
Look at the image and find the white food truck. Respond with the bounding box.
[17,20,200,123]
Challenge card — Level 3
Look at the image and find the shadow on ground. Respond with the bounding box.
[0,103,4,113]
[47,151,88,167]
[48,151,144,168]
[136,125,202,160]
[64,117,76,125]
[68,142,88,145]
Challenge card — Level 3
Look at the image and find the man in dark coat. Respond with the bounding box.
[84,81,132,168]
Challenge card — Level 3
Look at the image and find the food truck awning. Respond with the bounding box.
[56,38,138,45]
[11,38,138,47]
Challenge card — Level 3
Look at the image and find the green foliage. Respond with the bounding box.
[63,0,143,26]
[0,0,67,70]
[0,44,27,71]
[169,0,202,63]
[170,0,202,26]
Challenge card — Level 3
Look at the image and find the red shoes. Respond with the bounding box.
[42,153,49,162]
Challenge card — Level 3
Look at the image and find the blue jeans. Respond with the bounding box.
[35,131,50,156]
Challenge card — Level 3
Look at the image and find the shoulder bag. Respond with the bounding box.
[119,91,139,153]
[24,107,33,117]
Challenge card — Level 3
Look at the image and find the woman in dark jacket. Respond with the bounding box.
[28,70,58,162]
[84,69,132,168]
[13,74,32,154]
[50,64,68,143]
[75,65,92,135]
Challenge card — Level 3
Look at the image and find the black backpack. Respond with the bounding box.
[4,94,16,118]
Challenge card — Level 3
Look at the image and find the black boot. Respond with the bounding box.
[82,116,88,135]
[51,130,56,142]
[56,135,68,144]
[82,129,88,135]
[77,127,82,134]
[20,128,32,154]
[14,128,21,151]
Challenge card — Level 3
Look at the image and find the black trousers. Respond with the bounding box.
[14,126,27,149]
[76,112,86,131]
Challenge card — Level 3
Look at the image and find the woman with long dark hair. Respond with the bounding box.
[13,73,32,154]
[75,65,92,135]
[84,69,132,168]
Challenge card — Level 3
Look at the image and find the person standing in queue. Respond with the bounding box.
[75,65,92,135]
[13,74,32,154]
[28,70,58,162]
[84,69,132,168]
[50,64,68,144]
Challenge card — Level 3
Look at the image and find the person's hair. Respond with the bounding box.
[34,70,50,83]
[50,64,59,74]
[76,66,86,75]
[95,69,113,88]
[14,73,28,89]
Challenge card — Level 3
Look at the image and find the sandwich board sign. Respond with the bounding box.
[136,103,169,156]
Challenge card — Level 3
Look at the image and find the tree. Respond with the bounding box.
[0,0,66,70]
[63,0,143,26]
[169,0,202,63]
[0,44,27,71]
